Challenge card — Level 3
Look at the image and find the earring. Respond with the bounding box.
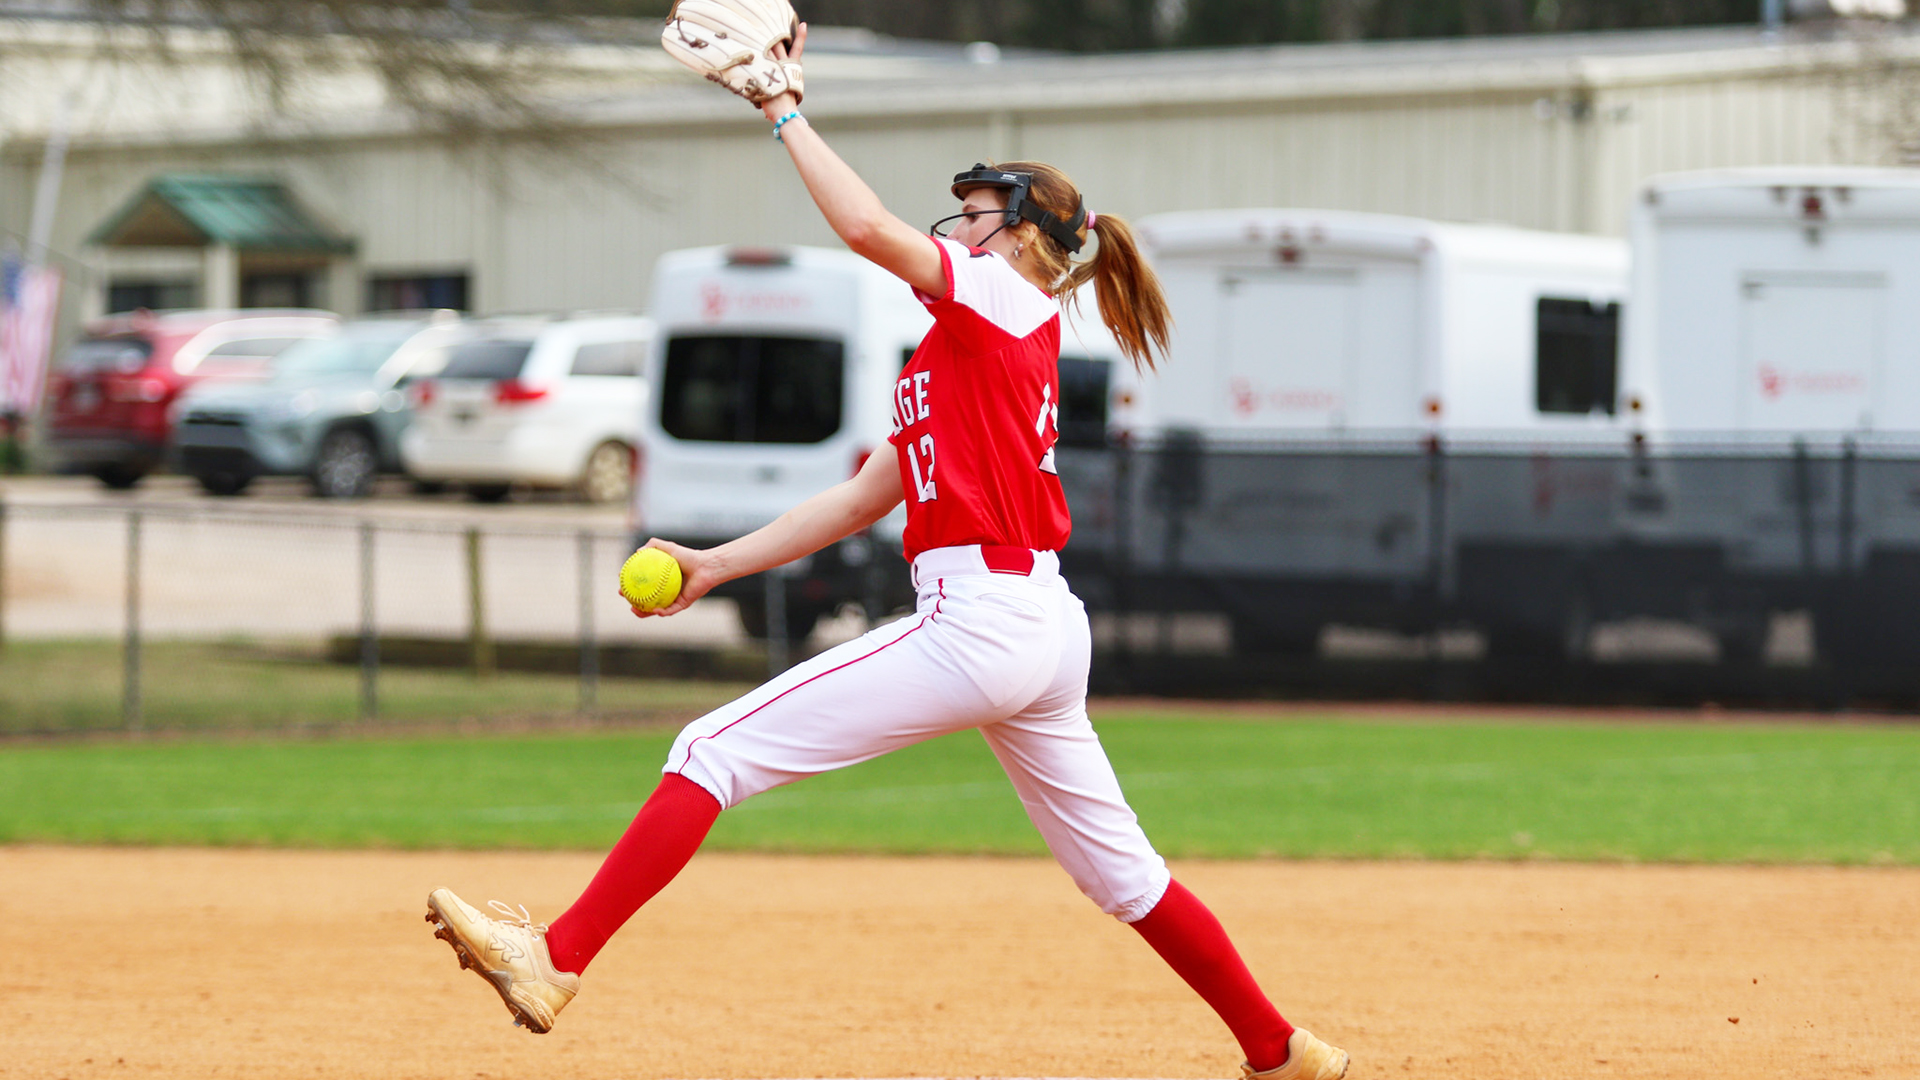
[1014,243,1025,259]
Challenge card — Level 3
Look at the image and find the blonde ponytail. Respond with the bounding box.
[1071,211,1169,373]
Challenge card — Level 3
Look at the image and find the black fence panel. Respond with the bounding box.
[1058,433,1920,707]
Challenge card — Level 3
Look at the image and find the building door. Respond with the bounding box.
[241,271,313,309]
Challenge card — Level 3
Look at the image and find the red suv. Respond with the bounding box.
[45,309,337,488]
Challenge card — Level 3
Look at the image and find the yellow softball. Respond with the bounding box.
[619,547,684,612]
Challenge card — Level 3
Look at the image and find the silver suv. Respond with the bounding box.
[174,312,466,497]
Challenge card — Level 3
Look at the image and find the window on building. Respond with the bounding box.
[367,273,470,313]
[240,272,312,309]
[107,280,197,313]
[660,334,843,444]
[1536,297,1620,415]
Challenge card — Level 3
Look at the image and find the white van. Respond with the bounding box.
[634,244,1133,640]
[1133,209,1630,440]
[404,313,654,503]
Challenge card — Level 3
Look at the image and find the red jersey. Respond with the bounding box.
[889,236,1072,561]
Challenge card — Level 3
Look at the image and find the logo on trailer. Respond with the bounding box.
[698,282,812,325]
[1757,362,1866,401]
[700,283,728,323]
[1228,376,1342,416]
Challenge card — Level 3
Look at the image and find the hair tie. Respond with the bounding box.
[1085,210,1098,230]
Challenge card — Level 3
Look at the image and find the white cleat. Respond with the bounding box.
[1241,1028,1351,1080]
[425,887,580,1034]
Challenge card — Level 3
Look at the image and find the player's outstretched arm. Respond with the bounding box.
[633,447,903,618]
[758,28,946,298]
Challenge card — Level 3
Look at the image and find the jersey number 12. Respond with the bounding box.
[908,433,937,502]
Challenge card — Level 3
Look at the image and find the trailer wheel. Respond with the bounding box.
[1230,616,1321,657]
[1716,626,1769,667]
[1482,623,1567,660]
[735,592,827,644]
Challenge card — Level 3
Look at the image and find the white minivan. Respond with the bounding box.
[634,245,1131,640]
[404,313,655,503]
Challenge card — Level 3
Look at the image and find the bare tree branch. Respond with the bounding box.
[0,1,677,205]
[1830,18,1920,164]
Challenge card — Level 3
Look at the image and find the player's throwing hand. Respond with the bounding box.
[622,538,710,618]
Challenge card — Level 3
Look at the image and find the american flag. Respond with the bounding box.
[0,255,64,416]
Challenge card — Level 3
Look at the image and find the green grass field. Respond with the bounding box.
[0,640,753,734]
[3,710,1916,864]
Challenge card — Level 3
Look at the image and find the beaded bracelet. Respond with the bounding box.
[772,111,804,142]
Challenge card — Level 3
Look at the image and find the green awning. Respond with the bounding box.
[86,174,355,254]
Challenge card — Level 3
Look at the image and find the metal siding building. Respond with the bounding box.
[4,21,1918,342]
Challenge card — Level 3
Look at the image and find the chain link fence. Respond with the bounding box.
[0,500,805,735]
[9,432,1920,730]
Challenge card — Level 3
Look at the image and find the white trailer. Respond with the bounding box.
[1051,210,1631,653]
[1613,168,1920,663]
[1131,209,1629,441]
[1624,167,1920,445]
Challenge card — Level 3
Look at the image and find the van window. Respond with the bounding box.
[661,335,843,444]
[367,273,469,313]
[441,339,535,380]
[193,337,306,374]
[1536,298,1619,415]
[273,323,418,379]
[61,338,153,373]
[107,281,196,313]
[571,340,647,378]
[1057,356,1111,448]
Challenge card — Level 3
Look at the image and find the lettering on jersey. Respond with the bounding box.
[909,433,937,502]
[1035,383,1060,475]
[893,371,934,434]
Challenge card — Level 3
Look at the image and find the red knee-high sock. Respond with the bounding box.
[1129,879,1295,1072]
[544,773,721,976]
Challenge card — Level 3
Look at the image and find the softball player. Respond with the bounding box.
[428,24,1348,1080]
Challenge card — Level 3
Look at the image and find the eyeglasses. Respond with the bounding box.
[929,210,1000,238]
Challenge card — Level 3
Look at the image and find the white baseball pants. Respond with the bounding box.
[666,544,1172,923]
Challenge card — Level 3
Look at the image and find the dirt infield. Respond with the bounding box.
[4,847,1915,1080]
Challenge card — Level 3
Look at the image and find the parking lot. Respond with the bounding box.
[0,474,873,649]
